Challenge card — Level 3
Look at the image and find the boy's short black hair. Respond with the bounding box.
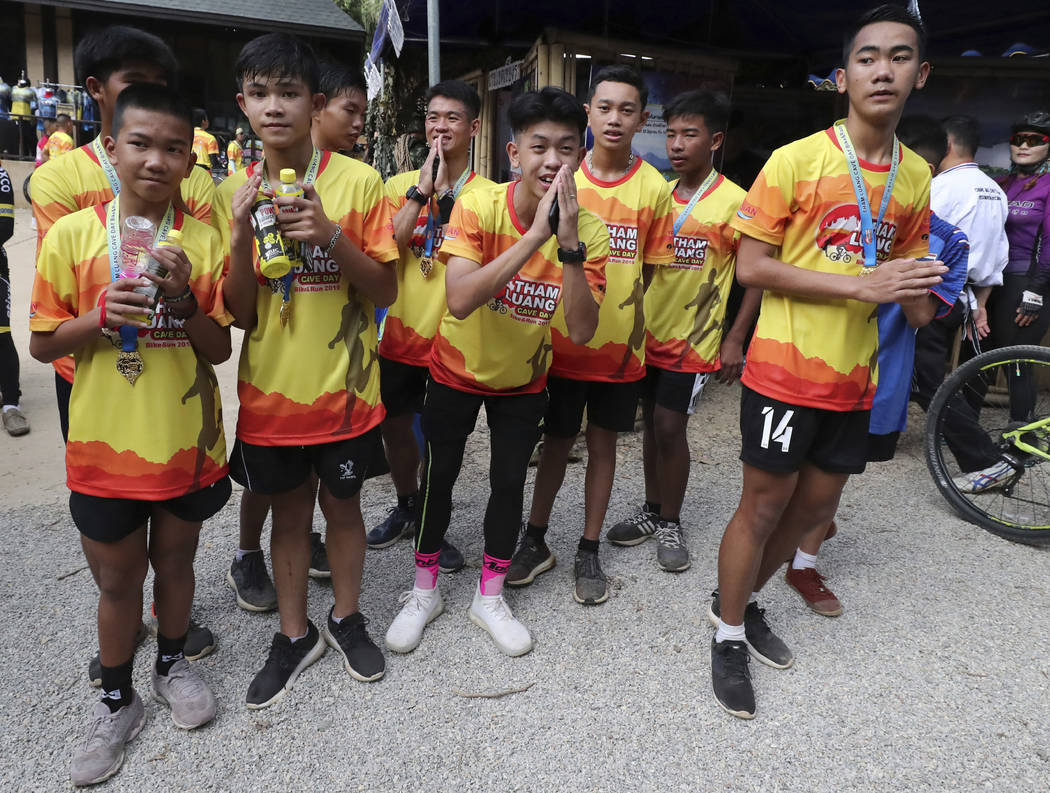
[112,83,193,140]
[424,80,481,121]
[319,63,366,103]
[74,25,178,88]
[941,115,979,156]
[588,65,648,108]
[192,107,207,127]
[843,4,927,65]
[508,87,587,141]
[897,114,947,166]
[56,113,72,125]
[663,90,730,135]
[235,33,320,95]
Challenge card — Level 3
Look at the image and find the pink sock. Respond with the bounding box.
[414,550,440,590]
[479,553,511,596]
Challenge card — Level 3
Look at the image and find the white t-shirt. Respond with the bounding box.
[931,162,1009,289]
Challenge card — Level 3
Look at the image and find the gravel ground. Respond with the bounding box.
[1,209,1048,791]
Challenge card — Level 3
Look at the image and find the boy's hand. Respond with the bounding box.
[100,279,152,329]
[716,336,746,384]
[418,138,448,197]
[232,173,263,234]
[145,245,192,298]
[276,184,337,248]
[524,165,565,245]
[854,257,946,304]
[555,165,580,251]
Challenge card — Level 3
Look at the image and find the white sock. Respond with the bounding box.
[331,612,344,625]
[792,549,818,570]
[2,404,18,413]
[715,619,746,644]
[749,591,760,604]
[236,548,260,561]
[288,630,309,643]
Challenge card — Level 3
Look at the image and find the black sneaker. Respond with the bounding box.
[572,548,608,605]
[438,538,465,573]
[711,638,756,719]
[366,505,416,548]
[227,550,278,612]
[707,590,794,669]
[506,534,555,587]
[308,532,331,579]
[322,608,385,682]
[246,621,326,710]
[184,619,216,661]
[88,622,148,687]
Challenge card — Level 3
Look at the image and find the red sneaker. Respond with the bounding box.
[785,567,843,617]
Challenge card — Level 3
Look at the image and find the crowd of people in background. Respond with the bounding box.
[0,1,1046,786]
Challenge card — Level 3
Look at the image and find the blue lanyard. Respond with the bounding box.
[672,169,719,237]
[91,135,121,196]
[105,197,174,351]
[423,168,472,258]
[833,121,900,268]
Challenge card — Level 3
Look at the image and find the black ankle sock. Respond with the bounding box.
[644,501,661,515]
[155,632,187,676]
[578,537,600,553]
[99,658,134,713]
[526,522,548,542]
[398,491,419,511]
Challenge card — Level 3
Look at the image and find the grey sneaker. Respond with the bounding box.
[152,658,217,729]
[607,506,659,546]
[227,550,278,612]
[69,692,145,787]
[654,519,690,572]
[573,548,608,605]
[506,533,555,587]
[1,407,29,437]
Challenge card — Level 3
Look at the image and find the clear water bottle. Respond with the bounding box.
[132,229,184,324]
[120,215,155,278]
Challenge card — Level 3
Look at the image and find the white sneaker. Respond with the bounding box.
[385,586,443,653]
[952,459,1015,494]
[468,585,533,657]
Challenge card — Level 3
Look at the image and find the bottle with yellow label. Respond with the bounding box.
[250,194,292,279]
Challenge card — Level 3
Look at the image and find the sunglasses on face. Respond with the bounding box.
[1010,133,1050,148]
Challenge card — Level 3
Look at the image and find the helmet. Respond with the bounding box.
[1012,111,1050,137]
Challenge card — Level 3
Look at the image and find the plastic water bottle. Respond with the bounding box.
[132,229,184,324]
[120,215,155,278]
[277,168,304,263]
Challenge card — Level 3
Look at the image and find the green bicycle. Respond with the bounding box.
[925,344,1050,546]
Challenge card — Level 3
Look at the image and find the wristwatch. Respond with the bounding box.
[557,241,587,264]
[406,185,429,205]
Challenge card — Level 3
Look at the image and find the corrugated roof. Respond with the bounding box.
[32,0,363,39]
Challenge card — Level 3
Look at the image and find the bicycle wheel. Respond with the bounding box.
[926,344,1050,545]
[22,171,31,204]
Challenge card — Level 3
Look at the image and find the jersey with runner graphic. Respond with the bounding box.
[380,169,496,366]
[645,173,745,373]
[30,205,231,500]
[29,138,217,382]
[193,128,219,168]
[45,131,74,159]
[731,127,931,411]
[212,151,398,446]
[548,156,675,382]
[227,140,244,175]
[434,180,609,394]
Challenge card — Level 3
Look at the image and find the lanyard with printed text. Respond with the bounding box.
[422,168,472,276]
[833,121,899,268]
[258,148,323,304]
[672,169,720,237]
[91,136,121,197]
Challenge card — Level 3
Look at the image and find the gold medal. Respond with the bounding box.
[280,298,293,328]
[419,256,433,279]
[116,350,144,385]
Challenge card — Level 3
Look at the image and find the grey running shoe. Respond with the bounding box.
[607,506,659,546]
[1,407,29,437]
[506,533,555,587]
[573,548,609,605]
[708,590,794,669]
[89,622,148,687]
[654,520,690,572]
[69,692,145,786]
[152,658,217,729]
[227,550,278,612]
[308,532,331,579]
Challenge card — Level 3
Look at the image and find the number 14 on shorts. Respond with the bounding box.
[760,406,794,453]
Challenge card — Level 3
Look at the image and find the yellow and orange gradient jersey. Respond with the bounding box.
[30,204,231,499]
[549,156,675,383]
[212,151,398,446]
[645,174,745,373]
[730,128,931,411]
[434,181,609,395]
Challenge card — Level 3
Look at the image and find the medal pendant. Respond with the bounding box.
[280,298,293,328]
[419,256,433,279]
[116,350,144,385]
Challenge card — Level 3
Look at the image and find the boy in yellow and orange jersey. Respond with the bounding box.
[30,84,231,786]
[45,113,75,159]
[512,65,674,605]
[191,108,220,174]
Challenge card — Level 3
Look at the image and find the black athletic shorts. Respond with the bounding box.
[379,355,427,418]
[739,386,870,475]
[642,365,710,416]
[70,476,232,543]
[543,375,640,436]
[866,431,900,463]
[230,427,382,499]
